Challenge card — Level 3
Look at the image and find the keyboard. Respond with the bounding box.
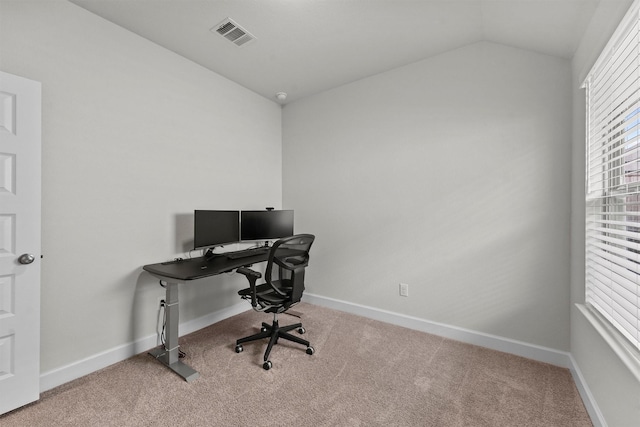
[225,246,270,259]
[160,258,185,265]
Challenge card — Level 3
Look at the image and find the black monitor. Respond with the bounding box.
[241,210,294,241]
[193,210,240,249]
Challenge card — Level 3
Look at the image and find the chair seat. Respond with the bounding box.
[239,283,288,305]
[237,282,272,297]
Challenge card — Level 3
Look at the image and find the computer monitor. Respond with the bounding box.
[240,210,294,241]
[193,210,240,250]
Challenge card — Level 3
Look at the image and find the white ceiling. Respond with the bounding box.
[70,0,602,104]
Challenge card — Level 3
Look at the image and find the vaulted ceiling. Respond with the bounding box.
[70,0,602,103]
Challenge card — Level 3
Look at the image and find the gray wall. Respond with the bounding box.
[283,41,572,351]
[0,0,283,372]
[3,1,639,424]
[570,1,640,426]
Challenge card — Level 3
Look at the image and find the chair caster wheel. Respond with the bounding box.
[297,327,306,334]
[306,346,315,355]
[263,361,272,370]
[235,345,243,353]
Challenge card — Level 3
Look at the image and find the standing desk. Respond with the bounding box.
[142,252,270,381]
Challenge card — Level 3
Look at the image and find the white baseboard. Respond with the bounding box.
[303,293,604,427]
[567,353,606,427]
[39,302,249,393]
[39,294,603,427]
[304,293,572,366]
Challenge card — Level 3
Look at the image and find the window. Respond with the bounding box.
[584,0,640,352]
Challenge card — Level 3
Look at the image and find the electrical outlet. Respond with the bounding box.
[399,283,409,297]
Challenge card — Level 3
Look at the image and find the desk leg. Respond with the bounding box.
[148,281,200,382]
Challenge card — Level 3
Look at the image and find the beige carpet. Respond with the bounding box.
[1,302,592,426]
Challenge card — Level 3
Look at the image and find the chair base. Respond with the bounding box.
[235,315,312,369]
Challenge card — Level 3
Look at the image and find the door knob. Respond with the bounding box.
[18,253,35,265]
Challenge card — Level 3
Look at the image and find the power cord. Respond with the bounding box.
[159,299,186,359]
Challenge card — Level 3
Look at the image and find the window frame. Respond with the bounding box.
[583,0,640,354]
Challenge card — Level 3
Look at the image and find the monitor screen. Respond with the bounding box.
[241,210,294,241]
[193,210,240,249]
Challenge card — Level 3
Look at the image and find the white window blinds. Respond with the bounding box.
[584,0,640,352]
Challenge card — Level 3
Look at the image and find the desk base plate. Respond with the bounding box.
[148,347,200,382]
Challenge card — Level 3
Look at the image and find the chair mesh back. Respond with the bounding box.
[265,234,315,305]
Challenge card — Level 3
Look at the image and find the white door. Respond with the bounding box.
[0,71,41,414]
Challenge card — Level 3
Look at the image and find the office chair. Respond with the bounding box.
[234,234,315,370]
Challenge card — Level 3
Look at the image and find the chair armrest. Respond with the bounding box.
[236,267,262,279]
[236,267,262,308]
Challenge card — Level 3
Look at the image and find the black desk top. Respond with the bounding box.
[143,253,269,281]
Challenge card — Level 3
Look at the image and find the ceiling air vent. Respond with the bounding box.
[212,18,256,47]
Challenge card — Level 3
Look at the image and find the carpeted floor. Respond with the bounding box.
[1,302,592,426]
